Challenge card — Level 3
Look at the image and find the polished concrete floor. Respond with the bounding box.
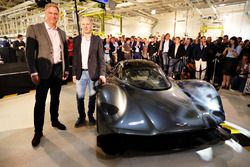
[0,82,250,167]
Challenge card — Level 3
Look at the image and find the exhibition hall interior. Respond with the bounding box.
[0,0,250,166]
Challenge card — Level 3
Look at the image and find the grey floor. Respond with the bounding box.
[0,83,250,167]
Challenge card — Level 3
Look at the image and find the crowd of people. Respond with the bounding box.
[96,33,250,94]
[0,34,26,63]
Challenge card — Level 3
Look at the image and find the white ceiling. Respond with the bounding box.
[0,0,248,22]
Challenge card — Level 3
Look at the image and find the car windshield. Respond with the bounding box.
[124,67,171,90]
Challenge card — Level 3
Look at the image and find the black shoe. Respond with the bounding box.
[52,121,66,130]
[32,132,43,147]
[89,117,96,126]
[74,117,86,128]
[248,104,250,107]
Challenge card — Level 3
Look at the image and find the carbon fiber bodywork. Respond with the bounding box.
[96,60,226,154]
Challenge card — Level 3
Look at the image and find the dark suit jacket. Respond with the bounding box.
[13,40,25,50]
[193,44,209,61]
[148,42,159,57]
[184,44,193,59]
[13,40,25,56]
[160,39,173,52]
[72,34,105,81]
[25,22,69,79]
[103,39,115,58]
[168,44,186,59]
[132,41,143,54]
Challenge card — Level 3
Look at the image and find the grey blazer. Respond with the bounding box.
[72,34,105,81]
[25,22,69,79]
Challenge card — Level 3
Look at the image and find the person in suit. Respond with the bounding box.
[168,37,186,78]
[148,36,159,63]
[25,3,69,147]
[159,33,174,73]
[13,34,26,62]
[184,38,195,79]
[2,36,10,48]
[103,37,115,65]
[122,37,132,60]
[205,37,217,82]
[117,36,125,62]
[72,17,106,128]
[132,37,143,59]
[193,36,208,80]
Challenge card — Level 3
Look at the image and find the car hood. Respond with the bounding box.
[111,83,210,135]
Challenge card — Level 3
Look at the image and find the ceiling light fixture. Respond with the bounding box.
[151,9,156,15]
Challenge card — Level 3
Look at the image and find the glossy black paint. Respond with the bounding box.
[96,60,225,153]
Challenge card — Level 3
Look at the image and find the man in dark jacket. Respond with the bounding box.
[26,3,69,147]
[168,37,186,78]
[72,17,106,128]
[13,34,25,62]
[193,36,209,79]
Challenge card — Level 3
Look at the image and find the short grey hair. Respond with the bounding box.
[45,3,59,12]
[80,16,93,25]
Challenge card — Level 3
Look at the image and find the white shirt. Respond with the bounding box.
[163,40,170,53]
[113,42,118,53]
[185,45,188,50]
[174,44,179,58]
[135,42,140,52]
[81,36,91,69]
[104,43,110,54]
[45,22,61,64]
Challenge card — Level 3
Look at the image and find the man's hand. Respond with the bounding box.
[72,76,77,83]
[31,74,40,85]
[63,72,69,81]
[99,76,106,85]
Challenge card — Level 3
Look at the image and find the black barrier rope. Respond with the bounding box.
[167,58,183,67]
[163,55,226,81]
[183,59,214,73]
[165,56,214,73]
[181,55,226,73]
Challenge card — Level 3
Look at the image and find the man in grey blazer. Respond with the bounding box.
[26,3,69,147]
[72,17,106,128]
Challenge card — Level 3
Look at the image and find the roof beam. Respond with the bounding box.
[205,0,220,19]
[185,0,203,17]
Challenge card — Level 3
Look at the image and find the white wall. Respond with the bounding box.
[105,17,153,38]
[153,11,202,39]
[122,19,152,38]
[153,8,250,40]
[153,13,176,36]
[223,12,250,39]
[105,23,121,36]
[104,5,250,40]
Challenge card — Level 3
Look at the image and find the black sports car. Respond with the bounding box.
[96,60,228,154]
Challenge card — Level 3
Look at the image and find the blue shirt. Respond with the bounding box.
[226,45,242,58]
